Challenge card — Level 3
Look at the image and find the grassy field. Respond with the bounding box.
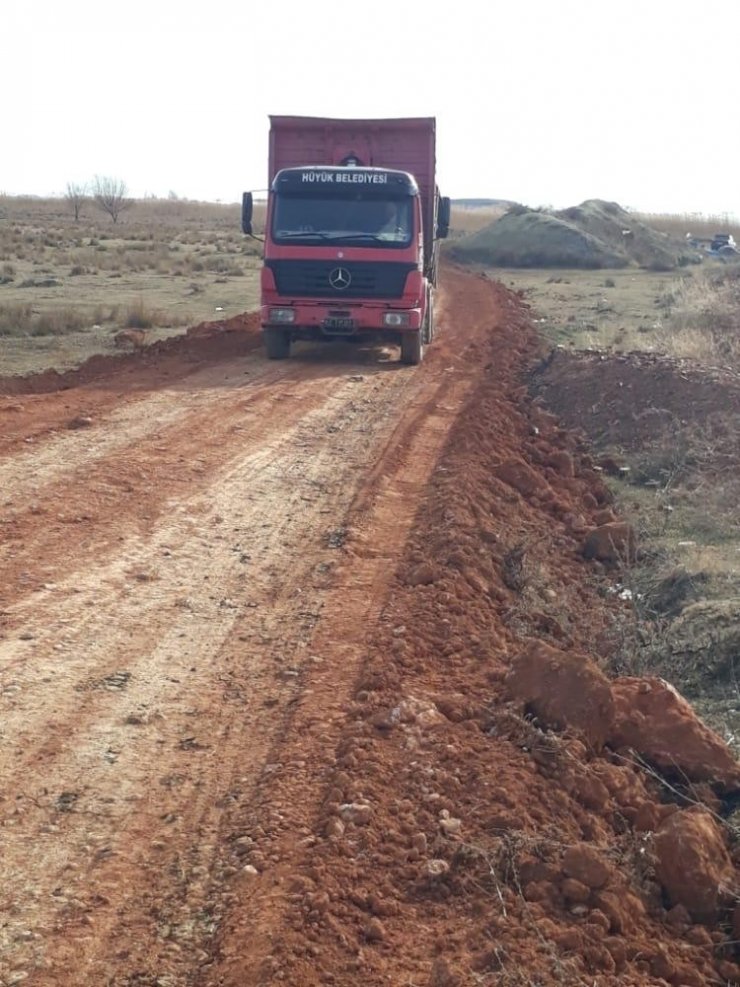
[0,196,264,374]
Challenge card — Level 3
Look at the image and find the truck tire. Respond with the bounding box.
[264,328,291,360]
[400,331,423,365]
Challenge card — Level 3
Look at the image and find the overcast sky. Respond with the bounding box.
[4,0,739,216]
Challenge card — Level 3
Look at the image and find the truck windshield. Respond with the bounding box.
[273,196,413,247]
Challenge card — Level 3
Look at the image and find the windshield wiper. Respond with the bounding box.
[277,231,397,243]
[277,230,333,239]
[337,233,387,243]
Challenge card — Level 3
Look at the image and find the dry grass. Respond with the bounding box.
[636,211,740,241]
[449,204,507,238]
[0,302,89,337]
[0,194,262,374]
[652,268,740,369]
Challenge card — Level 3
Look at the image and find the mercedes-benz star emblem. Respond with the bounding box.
[329,267,351,290]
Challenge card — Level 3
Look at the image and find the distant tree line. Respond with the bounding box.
[65,176,132,223]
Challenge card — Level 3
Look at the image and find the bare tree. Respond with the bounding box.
[65,181,88,222]
[92,175,133,224]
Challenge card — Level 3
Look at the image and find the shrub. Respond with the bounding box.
[124,298,160,329]
[0,303,33,335]
[0,303,87,336]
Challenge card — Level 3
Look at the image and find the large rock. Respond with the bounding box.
[581,521,636,564]
[609,677,740,789]
[561,844,612,889]
[493,458,551,500]
[653,806,736,920]
[505,641,615,747]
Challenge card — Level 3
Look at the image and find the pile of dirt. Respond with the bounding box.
[449,199,692,270]
[0,311,262,396]
[530,347,740,451]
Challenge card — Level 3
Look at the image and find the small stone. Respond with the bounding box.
[339,802,371,825]
[411,832,427,852]
[562,845,611,889]
[405,563,437,587]
[242,865,259,878]
[325,817,345,838]
[562,877,591,903]
[426,859,450,878]
[440,815,462,836]
[363,917,385,941]
[67,415,93,430]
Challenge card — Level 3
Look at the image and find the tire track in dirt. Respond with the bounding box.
[0,268,502,986]
[0,354,407,616]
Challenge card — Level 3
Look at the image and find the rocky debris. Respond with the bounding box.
[339,802,371,826]
[67,414,94,429]
[609,676,740,789]
[113,329,148,350]
[439,809,462,836]
[545,450,575,477]
[653,805,736,920]
[425,859,450,878]
[363,917,385,942]
[404,562,438,586]
[561,844,612,890]
[324,817,345,839]
[493,458,551,500]
[505,640,615,747]
[397,696,445,730]
[581,521,636,564]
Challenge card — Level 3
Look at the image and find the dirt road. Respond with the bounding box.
[0,268,500,985]
[2,267,738,987]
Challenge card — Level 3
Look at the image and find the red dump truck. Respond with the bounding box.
[242,116,450,364]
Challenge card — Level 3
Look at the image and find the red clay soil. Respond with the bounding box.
[1,268,738,987]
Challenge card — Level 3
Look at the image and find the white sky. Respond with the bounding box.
[4,0,739,215]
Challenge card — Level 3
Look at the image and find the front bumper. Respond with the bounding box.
[260,301,422,334]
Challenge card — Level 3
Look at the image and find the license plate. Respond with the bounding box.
[323,317,355,331]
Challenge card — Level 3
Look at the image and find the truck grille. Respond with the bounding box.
[267,260,415,300]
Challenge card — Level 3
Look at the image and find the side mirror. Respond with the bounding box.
[437,196,451,239]
[241,192,253,235]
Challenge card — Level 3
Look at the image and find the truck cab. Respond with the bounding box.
[243,117,450,365]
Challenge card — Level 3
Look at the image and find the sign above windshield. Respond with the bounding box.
[274,167,418,196]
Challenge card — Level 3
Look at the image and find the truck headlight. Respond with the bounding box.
[383,312,410,327]
[269,307,296,324]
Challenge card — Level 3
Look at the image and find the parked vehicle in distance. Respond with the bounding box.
[686,231,738,257]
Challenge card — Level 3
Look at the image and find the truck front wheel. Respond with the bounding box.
[400,331,423,366]
[264,328,291,360]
